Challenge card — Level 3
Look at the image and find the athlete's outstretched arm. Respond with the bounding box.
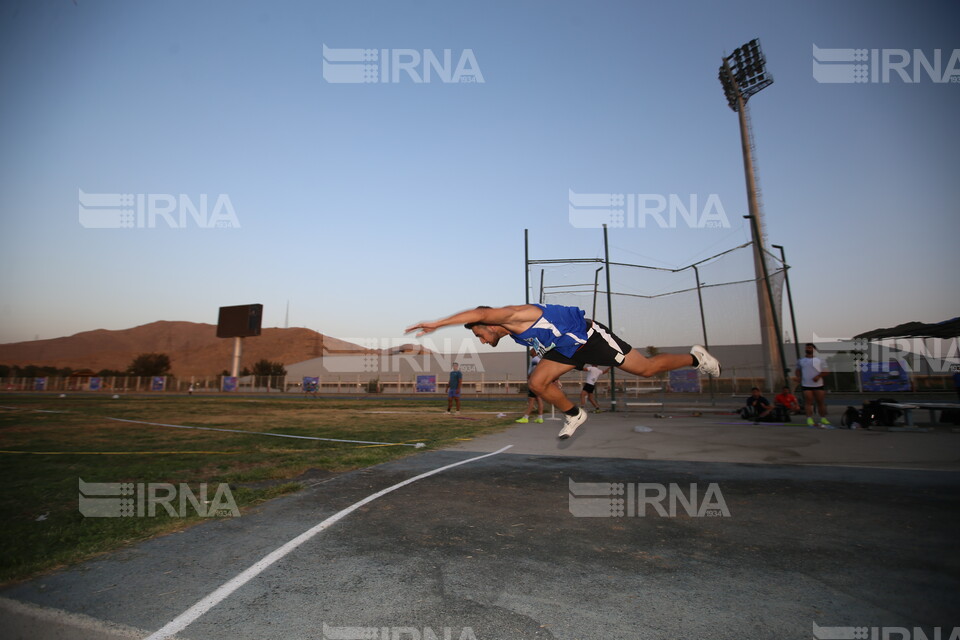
[405,305,538,337]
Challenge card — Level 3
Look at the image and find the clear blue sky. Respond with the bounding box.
[1,0,957,353]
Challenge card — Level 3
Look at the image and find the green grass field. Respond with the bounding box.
[0,394,519,584]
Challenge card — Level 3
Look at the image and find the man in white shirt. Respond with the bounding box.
[579,364,608,413]
[795,343,832,428]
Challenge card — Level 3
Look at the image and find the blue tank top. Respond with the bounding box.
[510,304,588,357]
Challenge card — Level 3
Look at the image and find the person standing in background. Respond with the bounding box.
[795,343,832,428]
[446,362,463,415]
[579,364,608,413]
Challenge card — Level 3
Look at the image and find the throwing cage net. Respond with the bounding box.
[529,241,787,391]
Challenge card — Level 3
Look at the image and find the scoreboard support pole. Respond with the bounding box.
[231,337,243,378]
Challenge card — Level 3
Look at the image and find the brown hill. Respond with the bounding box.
[0,321,376,377]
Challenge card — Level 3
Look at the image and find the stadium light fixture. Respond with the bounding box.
[719,38,773,112]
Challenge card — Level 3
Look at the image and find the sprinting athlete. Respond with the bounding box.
[406,303,720,439]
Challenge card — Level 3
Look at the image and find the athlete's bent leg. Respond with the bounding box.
[529,360,576,411]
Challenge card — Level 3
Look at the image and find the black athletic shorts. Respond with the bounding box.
[542,320,633,370]
[801,385,825,392]
[582,383,596,394]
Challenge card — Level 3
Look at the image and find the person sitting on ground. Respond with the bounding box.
[742,387,775,422]
[773,386,801,420]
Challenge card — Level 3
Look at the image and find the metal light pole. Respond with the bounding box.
[719,38,786,391]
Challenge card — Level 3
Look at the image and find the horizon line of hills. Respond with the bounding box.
[0,320,432,377]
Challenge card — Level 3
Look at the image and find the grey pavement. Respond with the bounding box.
[450,409,960,470]
[2,409,960,640]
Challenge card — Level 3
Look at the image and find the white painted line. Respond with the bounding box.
[0,406,425,448]
[0,406,68,413]
[104,417,425,448]
[144,444,514,640]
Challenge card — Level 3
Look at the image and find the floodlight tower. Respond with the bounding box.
[719,38,787,391]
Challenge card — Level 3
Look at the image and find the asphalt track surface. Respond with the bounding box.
[2,411,960,640]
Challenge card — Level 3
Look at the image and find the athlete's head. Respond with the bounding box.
[464,306,509,347]
[469,323,508,347]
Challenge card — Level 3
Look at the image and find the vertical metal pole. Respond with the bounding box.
[539,270,545,304]
[603,224,616,412]
[524,229,530,305]
[524,229,531,376]
[772,244,801,364]
[592,266,603,319]
[693,265,715,405]
[231,337,242,378]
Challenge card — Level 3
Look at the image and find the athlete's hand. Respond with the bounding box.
[405,321,440,337]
